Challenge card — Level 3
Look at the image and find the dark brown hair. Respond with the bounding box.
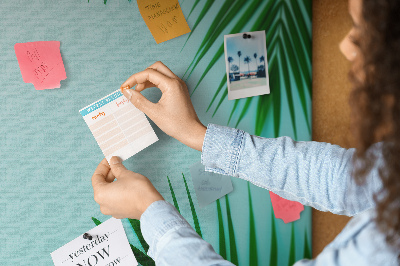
[350,0,400,252]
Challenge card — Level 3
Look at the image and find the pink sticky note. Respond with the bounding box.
[270,191,304,223]
[14,41,67,90]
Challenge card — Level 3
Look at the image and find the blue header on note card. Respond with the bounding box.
[80,91,123,116]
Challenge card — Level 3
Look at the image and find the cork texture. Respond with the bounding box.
[312,0,354,257]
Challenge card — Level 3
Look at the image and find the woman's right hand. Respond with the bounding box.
[120,61,207,151]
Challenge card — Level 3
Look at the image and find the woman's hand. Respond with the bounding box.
[120,61,206,151]
[91,157,164,220]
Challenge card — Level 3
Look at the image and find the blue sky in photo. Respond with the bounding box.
[226,32,267,73]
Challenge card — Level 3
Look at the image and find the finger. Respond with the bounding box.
[136,81,156,92]
[100,206,111,216]
[121,68,173,93]
[92,159,111,189]
[105,169,116,183]
[147,61,179,79]
[121,89,158,116]
[109,156,129,178]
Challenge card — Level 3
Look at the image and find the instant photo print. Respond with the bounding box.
[224,30,270,100]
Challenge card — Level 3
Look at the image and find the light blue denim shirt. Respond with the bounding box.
[140,124,399,265]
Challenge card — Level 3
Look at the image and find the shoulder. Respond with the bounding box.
[321,209,399,265]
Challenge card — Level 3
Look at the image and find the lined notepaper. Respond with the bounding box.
[79,90,158,162]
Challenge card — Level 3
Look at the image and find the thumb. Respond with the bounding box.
[109,156,128,178]
[122,88,154,115]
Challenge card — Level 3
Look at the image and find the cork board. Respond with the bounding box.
[312,0,353,257]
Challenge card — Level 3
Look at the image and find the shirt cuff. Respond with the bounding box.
[140,200,192,259]
[201,123,245,177]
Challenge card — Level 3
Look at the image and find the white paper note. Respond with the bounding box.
[79,90,158,162]
[51,218,137,266]
[190,162,234,208]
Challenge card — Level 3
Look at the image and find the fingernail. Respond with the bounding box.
[124,89,133,100]
[121,85,129,92]
[110,156,122,165]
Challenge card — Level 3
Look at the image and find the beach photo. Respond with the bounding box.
[224,30,270,100]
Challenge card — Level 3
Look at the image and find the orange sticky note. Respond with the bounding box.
[270,191,304,223]
[137,0,191,44]
[14,41,67,90]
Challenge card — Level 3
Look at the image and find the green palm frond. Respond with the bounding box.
[181,0,215,51]
[303,229,312,259]
[225,195,238,264]
[130,245,155,266]
[207,76,226,113]
[167,176,181,213]
[272,57,282,137]
[188,0,278,100]
[128,219,149,252]
[91,217,101,226]
[186,0,201,19]
[182,173,203,237]
[183,0,247,79]
[280,40,298,140]
[288,223,296,266]
[212,89,228,117]
[227,100,240,125]
[216,199,227,260]
[186,0,262,95]
[248,183,258,265]
[269,204,278,266]
[185,0,312,138]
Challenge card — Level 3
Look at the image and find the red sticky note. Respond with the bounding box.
[270,191,304,223]
[14,41,67,90]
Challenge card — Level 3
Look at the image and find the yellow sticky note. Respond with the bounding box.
[137,0,191,44]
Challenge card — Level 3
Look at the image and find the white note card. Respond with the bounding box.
[51,218,137,266]
[79,90,158,162]
[190,162,234,208]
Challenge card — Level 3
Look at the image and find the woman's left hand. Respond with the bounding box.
[91,157,164,220]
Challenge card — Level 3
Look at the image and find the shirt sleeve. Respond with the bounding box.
[140,200,234,266]
[201,124,383,216]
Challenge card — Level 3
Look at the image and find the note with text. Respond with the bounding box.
[79,90,158,162]
[137,0,191,44]
[14,41,67,90]
[51,218,137,266]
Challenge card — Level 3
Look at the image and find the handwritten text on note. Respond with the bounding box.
[137,0,191,44]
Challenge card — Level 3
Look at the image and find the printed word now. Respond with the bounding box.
[76,245,110,266]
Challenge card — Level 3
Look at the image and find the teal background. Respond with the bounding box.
[0,0,312,265]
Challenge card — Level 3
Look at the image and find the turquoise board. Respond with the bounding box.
[0,0,312,265]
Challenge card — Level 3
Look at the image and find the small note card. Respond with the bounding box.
[79,90,158,162]
[14,41,67,90]
[190,162,234,208]
[137,0,191,44]
[51,218,137,266]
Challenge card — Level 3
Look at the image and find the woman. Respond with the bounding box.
[91,0,400,264]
